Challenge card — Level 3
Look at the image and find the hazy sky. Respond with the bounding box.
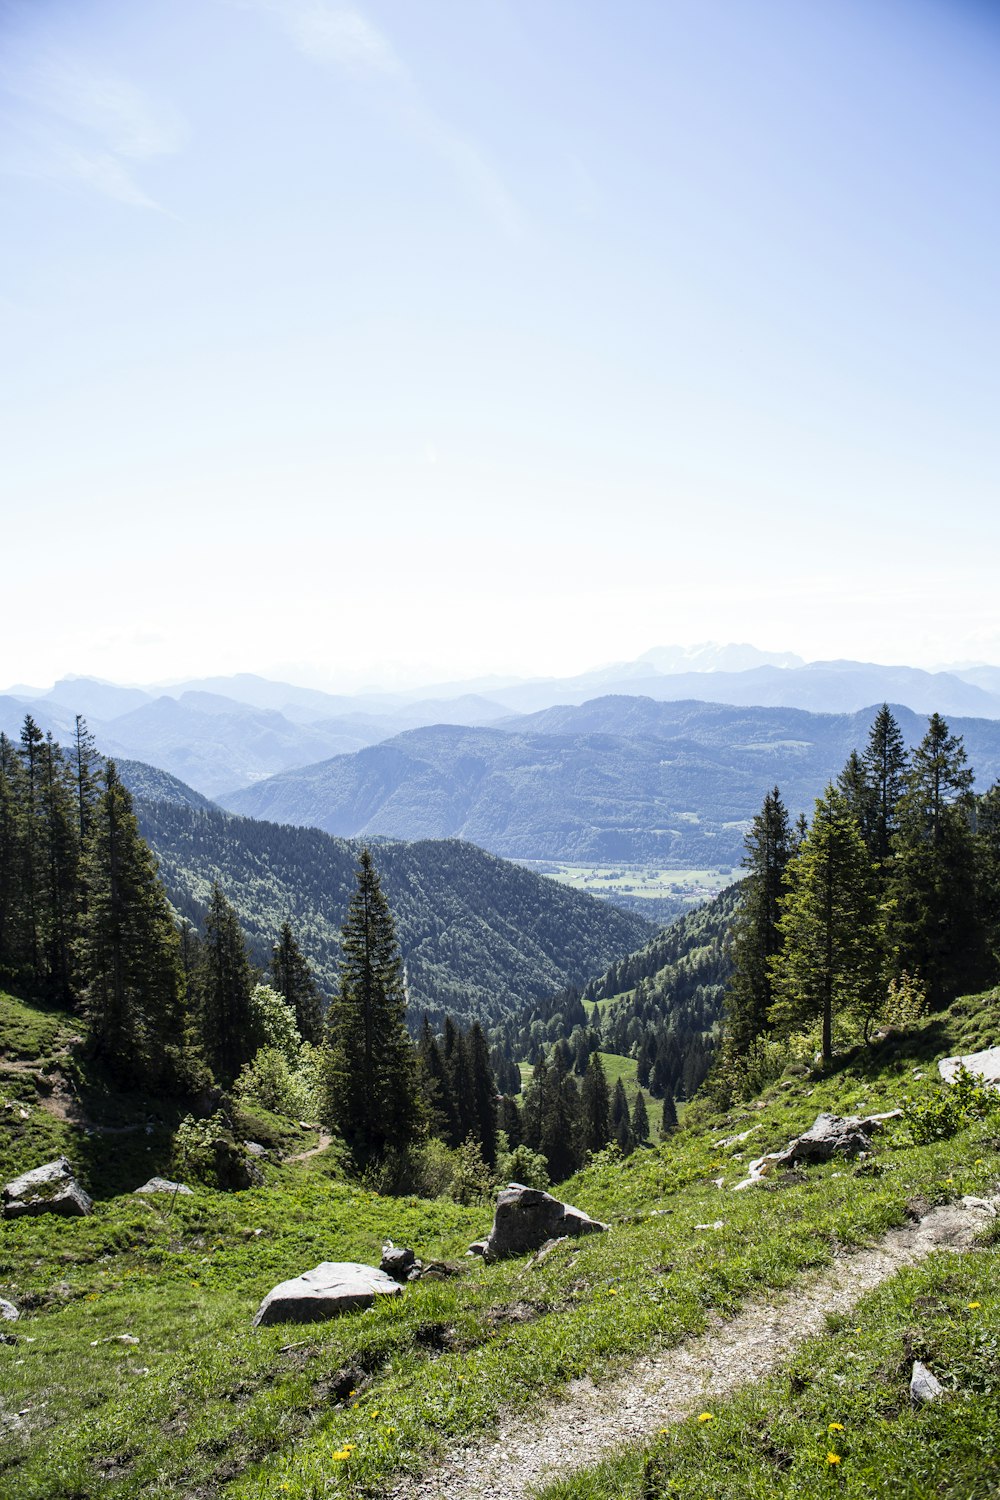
[3,0,999,691]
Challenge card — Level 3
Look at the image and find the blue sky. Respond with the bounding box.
[3,0,999,690]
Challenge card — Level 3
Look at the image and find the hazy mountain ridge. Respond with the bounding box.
[218,700,1000,867]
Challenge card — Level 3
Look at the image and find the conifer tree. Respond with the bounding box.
[466,1021,498,1166]
[660,1092,678,1138]
[322,848,421,1163]
[890,714,984,1004]
[0,733,28,985]
[837,750,877,852]
[862,704,909,863]
[611,1076,633,1153]
[769,786,884,1064]
[77,762,202,1091]
[579,1050,611,1155]
[723,786,792,1056]
[631,1088,650,1144]
[198,883,257,1087]
[270,921,324,1043]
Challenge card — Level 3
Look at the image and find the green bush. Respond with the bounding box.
[901,1066,1000,1144]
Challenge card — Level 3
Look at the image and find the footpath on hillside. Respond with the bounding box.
[389,1195,998,1500]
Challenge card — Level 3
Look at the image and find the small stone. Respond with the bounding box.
[910,1360,944,1404]
[134,1178,193,1196]
[0,1299,19,1322]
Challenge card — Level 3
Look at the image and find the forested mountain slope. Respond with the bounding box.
[219,700,1000,865]
[129,792,652,1030]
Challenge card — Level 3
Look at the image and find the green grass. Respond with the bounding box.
[1,988,999,1498]
[531,1245,1000,1500]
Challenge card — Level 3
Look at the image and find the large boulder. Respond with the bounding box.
[483,1184,609,1262]
[732,1111,901,1191]
[939,1047,1000,1089]
[3,1157,92,1219]
[252,1262,403,1327]
[134,1178,193,1196]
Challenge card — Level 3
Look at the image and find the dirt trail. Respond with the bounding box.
[390,1195,998,1500]
[285,1131,333,1163]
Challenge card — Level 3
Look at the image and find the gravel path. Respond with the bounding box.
[390,1195,998,1500]
[285,1131,333,1163]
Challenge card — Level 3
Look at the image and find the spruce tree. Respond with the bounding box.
[77,762,202,1091]
[769,786,884,1064]
[322,848,421,1163]
[862,704,909,863]
[611,1077,633,1153]
[890,714,984,1004]
[270,921,324,1044]
[198,884,257,1087]
[723,786,792,1056]
[579,1050,611,1155]
[631,1088,650,1144]
[466,1021,498,1166]
[660,1092,678,1138]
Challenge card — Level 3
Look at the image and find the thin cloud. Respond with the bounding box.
[0,46,185,209]
[233,0,524,240]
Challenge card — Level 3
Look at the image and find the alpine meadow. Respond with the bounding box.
[4,3,1000,1498]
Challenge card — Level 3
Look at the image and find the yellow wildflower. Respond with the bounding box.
[968,1301,982,1310]
[827,1453,841,1466]
[698,1412,714,1422]
[828,1422,844,1433]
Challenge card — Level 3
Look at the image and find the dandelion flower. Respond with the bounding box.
[827,1453,841,1466]
[608,1288,617,1296]
[968,1301,982,1309]
[698,1412,714,1422]
[828,1422,844,1433]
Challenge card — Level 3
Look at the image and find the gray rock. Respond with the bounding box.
[732,1111,902,1190]
[252,1262,403,1327]
[910,1360,944,1404]
[244,1142,267,1158]
[467,1240,489,1257]
[380,1244,418,1281]
[939,1047,1000,1089]
[3,1157,92,1219]
[134,1178,193,1196]
[0,1298,19,1322]
[483,1184,608,1262]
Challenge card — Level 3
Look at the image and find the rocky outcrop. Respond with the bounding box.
[252,1262,403,1327]
[939,1047,1000,1089]
[2,1157,92,1218]
[481,1184,609,1262]
[732,1111,901,1191]
[134,1178,193,1196]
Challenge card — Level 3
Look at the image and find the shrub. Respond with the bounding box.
[900,1065,1000,1144]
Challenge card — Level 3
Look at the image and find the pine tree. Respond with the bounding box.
[611,1077,633,1153]
[769,786,884,1064]
[862,704,909,863]
[837,750,877,852]
[72,715,100,846]
[890,714,984,1004]
[466,1021,498,1166]
[270,921,324,1043]
[198,884,257,1087]
[77,762,202,1091]
[579,1050,611,1155]
[631,1088,650,1144]
[322,848,421,1163]
[660,1092,678,1138]
[0,733,28,985]
[724,787,792,1056]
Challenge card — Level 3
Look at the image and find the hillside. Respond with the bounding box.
[217,700,1000,866]
[128,792,652,1030]
[2,983,998,1499]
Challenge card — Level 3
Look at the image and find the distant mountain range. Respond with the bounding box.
[116,764,651,1029]
[219,699,1000,867]
[4,645,1000,801]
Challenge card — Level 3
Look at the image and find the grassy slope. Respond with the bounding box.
[1,989,999,1499]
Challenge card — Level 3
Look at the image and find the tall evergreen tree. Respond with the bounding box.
[723,786,792,1055]
[77,762,202,1091]
[579,1050,611,1156]
[890,714,984,1004]
[660,1092,678,1138]
[198,884,257,1087]
[270,921,324,1043]
[466,1021,498,1166]
[837,750,877,853]
[769,786,884,1064]
[862,704,909,863]
[611,1076,633,1153]
[631,1088,650,1145]
[322,848,421,1162]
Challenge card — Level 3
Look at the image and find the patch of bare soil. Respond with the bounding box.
[390,1196,998,1500]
